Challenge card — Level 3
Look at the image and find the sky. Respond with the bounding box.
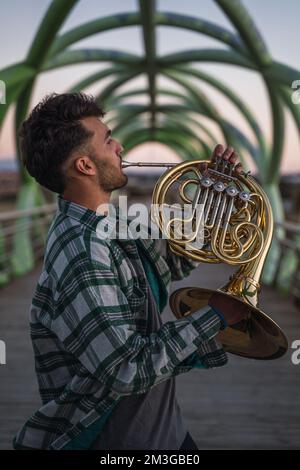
[0,0,299,173]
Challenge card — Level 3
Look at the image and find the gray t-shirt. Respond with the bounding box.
[91,278,188,450]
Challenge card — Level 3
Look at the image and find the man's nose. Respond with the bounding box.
[117,142,124,155]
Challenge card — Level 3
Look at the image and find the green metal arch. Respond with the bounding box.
[0,0,299,284]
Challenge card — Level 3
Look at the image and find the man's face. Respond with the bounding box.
[79,116,127,192]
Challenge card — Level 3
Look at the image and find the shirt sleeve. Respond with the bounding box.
[51,256,223,396]
[152,238,200,281]
[147,209,200,281]
[165,240,201,281]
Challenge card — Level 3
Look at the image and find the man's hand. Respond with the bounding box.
[208,292,251,326]
[200,144,244,175]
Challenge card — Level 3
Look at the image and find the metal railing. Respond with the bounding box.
[274,220,300,307]
[0,203,56,284]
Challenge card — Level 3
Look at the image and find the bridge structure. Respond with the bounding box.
[0,0,299,289]
[0,0,299,450]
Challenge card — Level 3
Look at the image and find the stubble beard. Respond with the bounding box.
[92,157,128,192]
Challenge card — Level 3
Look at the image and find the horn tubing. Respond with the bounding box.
[122,160,177,168]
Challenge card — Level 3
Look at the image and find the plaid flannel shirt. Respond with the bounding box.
[13,196,227,450]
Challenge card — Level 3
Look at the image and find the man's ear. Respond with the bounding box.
[73,156,96,175]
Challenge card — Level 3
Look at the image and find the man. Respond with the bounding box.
[13,93,248,450]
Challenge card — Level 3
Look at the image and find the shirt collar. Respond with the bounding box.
[57,196,155,243]
[57,195,106,232]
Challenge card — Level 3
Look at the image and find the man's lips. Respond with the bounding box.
[117,154,122,168]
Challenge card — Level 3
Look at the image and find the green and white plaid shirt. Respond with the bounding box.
[13,196,227,450]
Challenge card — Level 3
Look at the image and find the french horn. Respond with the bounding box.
[122,158,288,360]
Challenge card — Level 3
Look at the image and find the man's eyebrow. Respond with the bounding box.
[104,129,112,141]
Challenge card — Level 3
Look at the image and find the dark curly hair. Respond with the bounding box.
[18,92,105,193]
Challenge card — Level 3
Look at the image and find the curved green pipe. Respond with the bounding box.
[95,70,144,106]
[214,0,286,284]
[47,12,141,58]
[160,117,212,157]
[110,104,209,139]
[0,63,36,127]
[159,50,298,87]
[118,127,188,160]
[121,126,203,158]
[106,95,216,155]
[67,65,136,92]
[43,6,298,84]
[98,116,190,159]
[164,65,267,168]
[215,0,285,181]
[279,86,300,136]
[124,137,187,161]
[159,48,255,70]
[121,125,214,162]
[158,68,245,159]
[26,0,79,68]
[0,0,298,290]
[126,128,204,158]
[2,2,296,149]
[109,113,213,158]
[215,0,300,89]
[104,102,256,166]
[139,0,157,133]
[1,4,297,134]
[215,0,272,67]
[123,134,188,161]
[121,128,197,159]
[155,11,244,53]
[70,62,266,170]
[0,63,36,91]
[111,112,210,157]
[1,7,294,187]
[265,84,285,184]
[214,0,287,229]
[267,61,300,87]
[48,11,244,59]
[105,90,218,146]
[14,0,80,182]
[43,48,143,71]
[2,7,246,130]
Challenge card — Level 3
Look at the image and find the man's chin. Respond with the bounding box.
[120,174,128,188]
[98,169,128,192]
[113,174,128,191]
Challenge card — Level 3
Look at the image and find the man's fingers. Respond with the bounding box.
[209,145,244,173]
[211,144,224,161]
[229,151,238,165]
[234,162,243,174]
[222,146,235,161]
[199,161,208,173]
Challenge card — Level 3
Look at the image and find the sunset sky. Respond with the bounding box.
[0,0,299,174]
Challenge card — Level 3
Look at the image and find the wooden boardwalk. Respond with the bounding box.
[0,262,299,449]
